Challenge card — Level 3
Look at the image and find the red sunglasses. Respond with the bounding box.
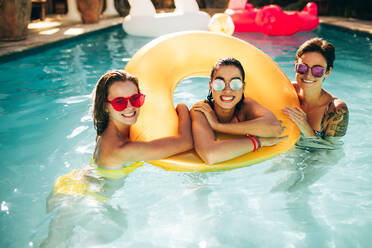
[295,63,326,78]
[107,93,145,111]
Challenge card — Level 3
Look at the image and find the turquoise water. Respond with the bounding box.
[0,25,372,247]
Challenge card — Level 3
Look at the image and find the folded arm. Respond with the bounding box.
[191,109,255,164]
[193,99,283,137]
[102,104,193,166]
[191,108,286,164]
[212,115,283,137]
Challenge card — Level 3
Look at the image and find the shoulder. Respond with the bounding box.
[242,97,259,108]
[334,98,348,110]
[191,100,212,116]
[190,102,209,121]
[325,98,349,137]
[190,106,213,136]
[100,131,129,154]
[240,97,257,114]
[95,132,130,166]
[328,98,348,118]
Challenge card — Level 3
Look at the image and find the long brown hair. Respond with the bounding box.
[92,70,139,135]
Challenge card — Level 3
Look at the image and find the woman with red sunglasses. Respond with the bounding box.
[191,57,287,165]
[92,70,193,169]
[283,38,349,145]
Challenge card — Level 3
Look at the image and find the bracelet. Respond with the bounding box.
[252,136,260,151]
[247,135,257,152]
[254,136,262,150]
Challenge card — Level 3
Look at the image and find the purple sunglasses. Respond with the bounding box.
[295,63,326,78]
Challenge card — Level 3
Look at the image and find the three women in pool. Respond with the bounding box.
[191,57,287,164]
[92,70,193,168]
[282,38,349,142]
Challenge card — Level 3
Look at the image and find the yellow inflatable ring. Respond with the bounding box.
[125,31,300,172]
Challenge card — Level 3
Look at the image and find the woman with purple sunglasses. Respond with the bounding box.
[283,38,349,146]
[191,57,287,164]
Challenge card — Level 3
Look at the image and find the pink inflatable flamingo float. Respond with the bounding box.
[225,0,319,35]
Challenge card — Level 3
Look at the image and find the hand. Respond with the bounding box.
[282,106,314,137]
[259,135,288,147]
[192,102,219,129]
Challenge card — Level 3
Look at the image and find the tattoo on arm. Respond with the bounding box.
[332,114,343,122]
[326,111,336,121]
[326,105,349,137]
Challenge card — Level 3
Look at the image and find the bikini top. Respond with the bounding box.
[314,99,336,137]
[52,138,143,202]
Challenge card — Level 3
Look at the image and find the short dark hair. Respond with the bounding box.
[296,38,335,71]
[92,70,139,135]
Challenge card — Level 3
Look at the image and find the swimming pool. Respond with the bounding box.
[0,25,371,247]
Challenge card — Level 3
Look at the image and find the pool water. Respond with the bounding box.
[0,25,372,247]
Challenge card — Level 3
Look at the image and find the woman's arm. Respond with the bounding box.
[100,104,193,166]
[283,99,349,139]
[324,100,349,137]
[193,99,284,137]
[191,108,286,165]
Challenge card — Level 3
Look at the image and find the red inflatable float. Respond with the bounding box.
[225,0,319,35]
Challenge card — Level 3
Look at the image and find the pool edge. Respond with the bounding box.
[0,15,371,63]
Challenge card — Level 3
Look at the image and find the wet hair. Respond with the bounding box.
[92,70,140,135]
[296,38,335,71]
[207,57,245,112]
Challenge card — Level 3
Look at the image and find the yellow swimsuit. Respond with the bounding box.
[53,140,144,200]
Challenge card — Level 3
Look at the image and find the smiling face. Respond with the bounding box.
[296,51,332,89]
[210,65,244,109]
[107,80,140,126]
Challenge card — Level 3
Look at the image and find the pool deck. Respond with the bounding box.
[319,16,372,35]
[0,12,371,60]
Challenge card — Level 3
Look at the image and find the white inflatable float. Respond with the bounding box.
[122,0,210,37]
